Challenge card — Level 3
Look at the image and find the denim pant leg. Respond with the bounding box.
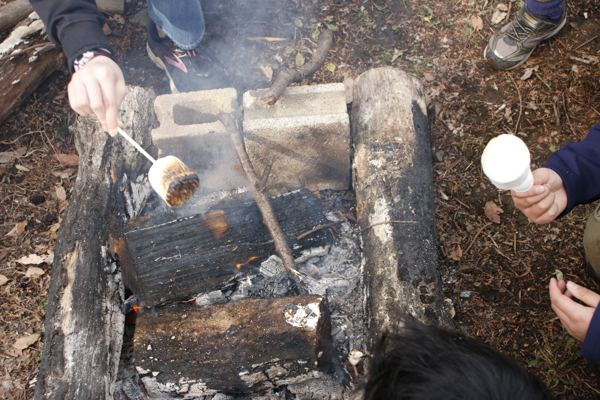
[147,0,205,50]
[526,0,566,20]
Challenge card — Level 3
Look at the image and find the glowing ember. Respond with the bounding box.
[236,256,262,269]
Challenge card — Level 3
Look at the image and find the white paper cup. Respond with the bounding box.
[481,134,533,193]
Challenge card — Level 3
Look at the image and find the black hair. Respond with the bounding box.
[363,318,556,400]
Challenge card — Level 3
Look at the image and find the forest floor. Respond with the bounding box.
[2,0,600,398]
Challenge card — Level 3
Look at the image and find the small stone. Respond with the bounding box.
[433,150,444,163]
[459,290,473,299]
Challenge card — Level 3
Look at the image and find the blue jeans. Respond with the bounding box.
[147,0,205,50]
[527,0,565,20]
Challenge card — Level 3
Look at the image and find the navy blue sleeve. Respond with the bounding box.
[29,0,114,72]
[543,123,600,218]
[581,305,600,362]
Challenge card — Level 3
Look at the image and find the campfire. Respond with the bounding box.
[34,68,451,400]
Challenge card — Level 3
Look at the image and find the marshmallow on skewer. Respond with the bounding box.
[481,134,533,192]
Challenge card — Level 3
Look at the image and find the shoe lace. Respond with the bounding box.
[505,19,536,43]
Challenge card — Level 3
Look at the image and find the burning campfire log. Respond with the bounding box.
[34,87,157,400]
[260,30,334,106]
[218,111,300,275]
[114,188,330,307]
[133,296,336,396]
[350,68,452,347]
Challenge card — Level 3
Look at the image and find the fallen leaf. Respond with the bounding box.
[0,151,15,164]
[102,23,112,35]
[423,73,435,82]
[15,164,29,172]
[54,153,79,166]
[55,186,67,203]
[448,245,463,261]
[471,15,484,31]
[520,68,534,80]
[491,5,508,24]
[259,64,273,80]
[555,268,564,281]
[5,220,27,237]
[295,52,305,67]
[485,201,503,223]
[390,48,404,63]
[0,275,8,286]
[17,253,53,265]
[325,62,336,73]
[13,333,40,350]
[25,267,45,277]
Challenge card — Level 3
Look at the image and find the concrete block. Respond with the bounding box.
[151,88,248,194]
[243,83,351,195]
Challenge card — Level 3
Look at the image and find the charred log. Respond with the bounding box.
[114,188,331,307]
[133,296,335,396]
[34,87,157,400]
[351,68,452,348]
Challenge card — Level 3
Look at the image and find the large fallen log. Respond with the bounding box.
[0,19,66,126]
[34,87,156,400]
[0,0,33,33]
[350,67,452,348]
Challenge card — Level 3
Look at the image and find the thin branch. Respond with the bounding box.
[258,155,274,189]
[464,222,492,254]
[296,222,338,240]
[217,112,299,276]
[507,72,522,134]
[574,35,599,50]
[261,30,334,106]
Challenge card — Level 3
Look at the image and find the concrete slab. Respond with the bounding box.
[151,88,248,194]
[243,83,351,195]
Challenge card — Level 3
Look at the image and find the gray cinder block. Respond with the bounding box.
[150,88,248,194]
[243,83,351,195]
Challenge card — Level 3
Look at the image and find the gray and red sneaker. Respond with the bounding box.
[483,4,566,71]
[146,23,232,93]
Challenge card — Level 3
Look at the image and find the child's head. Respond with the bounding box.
[363,318,556,400]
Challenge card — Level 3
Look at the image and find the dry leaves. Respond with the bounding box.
[491,3,509,25]
[0,275,8,286]
[25,267,45,278]
[5,220,27,237]
[484,201,503,223]
[448,245,463,261]
[13,333,41,350]
[471,15,483,31]
[16,252,53,265]
[54,153,79,166]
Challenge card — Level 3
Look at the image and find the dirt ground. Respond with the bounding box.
[2,0,600,398]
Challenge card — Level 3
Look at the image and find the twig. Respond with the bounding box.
[507,72,522,134]
[562,91,577,135]
[217,112,299,276]
[296,222,338,240]
[464,222,492,254]
[258,155,274,189]
[261,30,334,106]
[574,34,599,50]
[360,220,418,233]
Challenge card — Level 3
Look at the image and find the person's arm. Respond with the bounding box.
[543,123,600,217]
[30,0,126,135]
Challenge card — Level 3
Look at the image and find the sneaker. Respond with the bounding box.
[483,5,566,70]
[146,23,232,93]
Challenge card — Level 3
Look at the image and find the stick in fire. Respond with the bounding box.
[217,112,301,277]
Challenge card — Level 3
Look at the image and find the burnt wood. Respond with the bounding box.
[34,87,157,400]
[351,68,452,348]
[133,296,334,396]
[115,188,331,307]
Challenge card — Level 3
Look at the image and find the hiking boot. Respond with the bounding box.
[146,23,232,93]
[483,5,566,70]
[584,202,600,280]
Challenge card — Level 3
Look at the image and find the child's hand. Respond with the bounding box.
[549,278,600,342]
[67,55,127,137]
[511,168,567,224]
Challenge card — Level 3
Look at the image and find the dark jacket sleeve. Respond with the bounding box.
[29,0,114,72]
[581,305,600,362]
[543,123,600,218]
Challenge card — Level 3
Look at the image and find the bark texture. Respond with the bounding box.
[351,67,452,348]
[0,0,33,33]
[34,87,157,400]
